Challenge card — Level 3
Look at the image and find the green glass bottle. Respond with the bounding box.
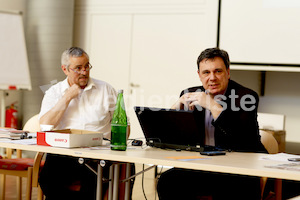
[111,89,127,151]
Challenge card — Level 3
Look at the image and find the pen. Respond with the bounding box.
[20,132,28,139]
[288,158,300,162]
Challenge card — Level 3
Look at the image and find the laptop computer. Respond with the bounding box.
[134,106,206,152]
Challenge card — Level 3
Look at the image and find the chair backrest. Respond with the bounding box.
[257,112,284,154]
[22,114,45,188]
[257,112,285,131]
[259,130,279,154]
[23,114,40,132]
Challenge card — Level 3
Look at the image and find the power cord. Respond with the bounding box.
[155,166,164,200]
[142,164,148,200]
[140,164,163,200]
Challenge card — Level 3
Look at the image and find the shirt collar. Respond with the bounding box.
[61,78,70,93]
[84,77,96,91]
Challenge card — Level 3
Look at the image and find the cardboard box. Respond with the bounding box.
[37,129,103,148]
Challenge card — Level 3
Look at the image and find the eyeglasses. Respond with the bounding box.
[69,63,93,74]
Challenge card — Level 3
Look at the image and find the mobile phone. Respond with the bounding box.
[288,158,300,162]
[200,151,226,156]
[132,140,143,146]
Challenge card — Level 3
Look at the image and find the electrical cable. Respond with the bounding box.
[142,164,148,200]
[155,166,164,200]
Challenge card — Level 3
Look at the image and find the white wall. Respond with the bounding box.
[22,0,74,124]
[2,0,300,153]
[0,0,74,128]
[73,0,219,139]
[220,0,300,65]
[230,70,300,152]
[73,0,300,153]
[0,0,26,128]
[0,0,26,12]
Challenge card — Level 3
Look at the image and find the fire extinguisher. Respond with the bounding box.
[5,103,18,129]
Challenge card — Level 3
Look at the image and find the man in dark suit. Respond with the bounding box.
[157,47,267,200]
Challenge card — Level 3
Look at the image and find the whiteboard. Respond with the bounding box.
[219,0,300,66]
[0,10,31,90]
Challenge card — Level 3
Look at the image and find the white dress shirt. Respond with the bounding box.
[204,89,227,146]
[39,77,117,139]
[205,109,215,146]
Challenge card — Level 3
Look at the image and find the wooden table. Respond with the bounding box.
[1,141,299,199]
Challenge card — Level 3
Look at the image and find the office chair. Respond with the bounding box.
[257,112,286,200]
[259,130,280,200]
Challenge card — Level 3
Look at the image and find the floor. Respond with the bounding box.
[2,165,284,200]
[2,175,39,200]
[3,163,159,200]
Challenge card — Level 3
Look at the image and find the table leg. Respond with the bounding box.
[108,165,114,200]
[275,179,282,200]
[96,163,103,200]
[113,164,120,200]
[124,163,131,200]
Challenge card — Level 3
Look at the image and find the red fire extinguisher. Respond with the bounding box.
[5,103,18,129]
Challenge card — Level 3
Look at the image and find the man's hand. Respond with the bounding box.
[171,93,194,110]
[64,84,81,101]
[40,84,81,126]
[171,91,223,119]
[188,92,215,110]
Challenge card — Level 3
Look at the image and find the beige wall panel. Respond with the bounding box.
[128,14,217,139]
[89,15,132,93]
[74,0,220,139]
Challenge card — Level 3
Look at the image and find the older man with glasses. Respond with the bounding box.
[38,47,118,200]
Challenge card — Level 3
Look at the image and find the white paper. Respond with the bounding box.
[260,153,300,162]
[1,138,37,145]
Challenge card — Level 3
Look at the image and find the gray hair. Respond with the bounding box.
[61,47,89,69]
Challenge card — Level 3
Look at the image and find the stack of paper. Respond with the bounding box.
[261,153,300,171]
[261,153,300,162]
[0,128,27,139]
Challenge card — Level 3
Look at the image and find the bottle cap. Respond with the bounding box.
[118,89,124,93]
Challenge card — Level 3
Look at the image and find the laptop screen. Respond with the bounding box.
[134,106,205,151]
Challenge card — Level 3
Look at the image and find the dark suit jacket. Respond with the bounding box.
[180,79,267,153]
